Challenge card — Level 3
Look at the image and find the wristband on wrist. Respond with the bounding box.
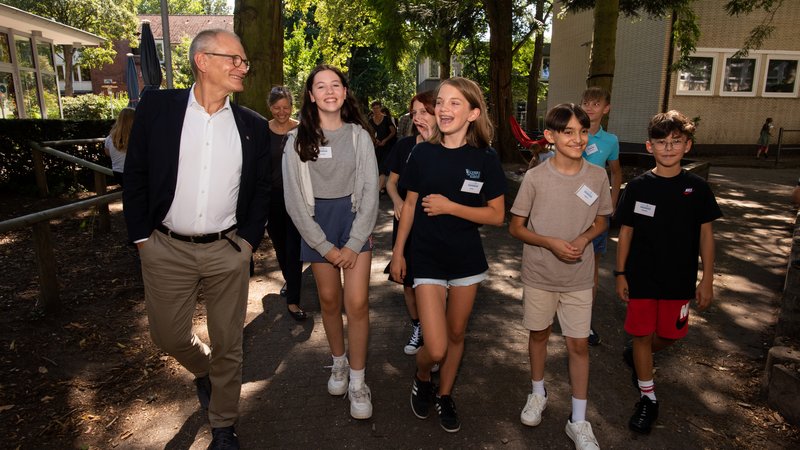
[613,270,626,276]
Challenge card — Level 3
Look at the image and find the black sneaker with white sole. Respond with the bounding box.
[629,396,659,434]
[410,376,435,419]
[435,395,461,433]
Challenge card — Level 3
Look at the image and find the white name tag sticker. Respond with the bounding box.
[461,179,484,194]
[585,143,599,156]
[575,184,598,206]
[318,146,333,159]
[634,201,656,217]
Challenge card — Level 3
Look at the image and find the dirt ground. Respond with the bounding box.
[1,164,799,449]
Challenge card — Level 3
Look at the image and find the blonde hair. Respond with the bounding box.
[110,107,136,153]
[430,77,494,148]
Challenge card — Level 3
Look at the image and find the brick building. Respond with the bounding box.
[547,0,800,151]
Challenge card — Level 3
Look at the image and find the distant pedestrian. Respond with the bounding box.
[509,103,610,450]
[391,77,506,433]
[615,110,722,435]
[756,117,774,159]
[104,107,135,187]
[283,64,379,420]
[265,86,306,321]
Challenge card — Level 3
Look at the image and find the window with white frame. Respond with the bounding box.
[762,56,798,97]
[720,54,759,96]
[676,53,717,95]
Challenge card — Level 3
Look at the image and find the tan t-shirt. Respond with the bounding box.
[510,159,612,292]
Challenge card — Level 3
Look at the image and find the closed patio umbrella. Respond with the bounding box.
[139,20,162,93]
[125,53,139,107]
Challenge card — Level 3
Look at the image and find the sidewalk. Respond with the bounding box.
[126,165,799,449]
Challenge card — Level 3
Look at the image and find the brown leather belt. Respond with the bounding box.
[156,224,237,244]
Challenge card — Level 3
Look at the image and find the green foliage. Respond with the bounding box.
[0,120,114,194]
[171,36,195,89]
[284,5,322,103]
[135,0,229,14]
[61,95,130,120]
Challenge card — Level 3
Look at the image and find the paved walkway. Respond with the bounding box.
[125,165,798,449]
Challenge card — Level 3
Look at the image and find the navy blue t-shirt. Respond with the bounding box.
[400,142,506,279]
[617,170,722,299]
[385,136,417,198]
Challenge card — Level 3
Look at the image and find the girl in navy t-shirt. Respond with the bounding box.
[390,77,506,432]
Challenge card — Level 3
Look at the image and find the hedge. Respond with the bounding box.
[0,119,114,195]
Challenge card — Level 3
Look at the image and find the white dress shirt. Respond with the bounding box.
[162,85,243,235]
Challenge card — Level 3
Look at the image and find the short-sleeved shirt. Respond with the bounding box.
[616,170,722,299]
[400,142,506,279]
[104,135,127,173]
[583,126,619,168]
[510,159,612,291]
[385,136,417,199]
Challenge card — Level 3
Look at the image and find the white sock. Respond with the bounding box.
[332,354,348,368]
[349,368,365,390]
[571,397,587,422]
[532,379,546,397]
[638,379,657,401]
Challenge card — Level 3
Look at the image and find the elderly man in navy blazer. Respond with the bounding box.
[123,29,269,449]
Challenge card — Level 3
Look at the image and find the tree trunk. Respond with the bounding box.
[526,0,546,132]
[440,42,451,80]
[235,0,283,117]
[62,45,74,97]
[484,0,520,163]
[587,0,619,97]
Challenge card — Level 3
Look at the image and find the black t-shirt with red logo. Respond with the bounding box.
[617,170,722,299]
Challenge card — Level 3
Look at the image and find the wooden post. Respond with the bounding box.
[32,222,59,314]
[31,147,49,197]
[94,171,110,232]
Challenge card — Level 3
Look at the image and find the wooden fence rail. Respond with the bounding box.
[0,139,120,315]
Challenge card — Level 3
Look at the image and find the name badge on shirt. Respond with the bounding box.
[634,201,656,217]
[461,179,484,194]
[585,143,599,156]
[575,184,598,206]
[318,146,333,159]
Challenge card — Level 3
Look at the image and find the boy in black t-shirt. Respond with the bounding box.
[615,111,722,435]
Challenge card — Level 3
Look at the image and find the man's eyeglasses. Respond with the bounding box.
[204,52,250,70]
[651,138,687,149]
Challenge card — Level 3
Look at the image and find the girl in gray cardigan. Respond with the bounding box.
[282,65,379,420]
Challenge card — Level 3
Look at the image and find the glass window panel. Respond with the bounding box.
[722,57,756,93]
[20,71,41,118]
[15,36,34,68]
[0,71,19,119]
[677,57,714,92]
[41,74,60,119]
[0,34,11,64]
[429,60,440,79]
[37,43,55,73]
[764,59,798,93]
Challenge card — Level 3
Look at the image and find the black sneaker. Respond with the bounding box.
[209,425,240,450]
[435,395,461,433]
[404,322,424,355]
[588,328,600,346]
[629,396,659,434]
[195,375,212,410]
[622,343,638,391]
[410,376,435,419]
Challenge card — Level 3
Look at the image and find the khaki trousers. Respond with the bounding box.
[139,229,252,428]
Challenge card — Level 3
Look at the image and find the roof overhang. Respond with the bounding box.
[0,3,104,46]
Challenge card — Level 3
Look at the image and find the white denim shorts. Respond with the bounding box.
[413,271,488,289]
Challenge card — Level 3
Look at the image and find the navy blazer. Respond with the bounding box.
[123,88,270,249]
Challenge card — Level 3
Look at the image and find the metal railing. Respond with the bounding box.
[0,138,121,315]
[776,128,800,165]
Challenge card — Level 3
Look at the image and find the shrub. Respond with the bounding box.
[61,94,130,120]
[0,119,114,195]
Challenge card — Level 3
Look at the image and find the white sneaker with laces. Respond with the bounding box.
[327,358,349,396]
[520,393,547,426]
[348,383,373,419]
[565,419,600,450]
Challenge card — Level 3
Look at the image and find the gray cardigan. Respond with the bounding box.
[282,123,379,257]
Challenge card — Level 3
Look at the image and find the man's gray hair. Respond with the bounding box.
[189,29,241,77]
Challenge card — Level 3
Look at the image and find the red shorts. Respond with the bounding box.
[624,299,690,340]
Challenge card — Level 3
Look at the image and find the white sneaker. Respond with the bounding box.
[327,358,349,396]
[520,393,547,426]
[348,383,373,419]
[565,419,600,450]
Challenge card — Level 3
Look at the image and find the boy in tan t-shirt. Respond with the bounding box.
[509,103,612,450]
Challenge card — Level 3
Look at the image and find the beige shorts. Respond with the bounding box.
[522,285,593,338]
